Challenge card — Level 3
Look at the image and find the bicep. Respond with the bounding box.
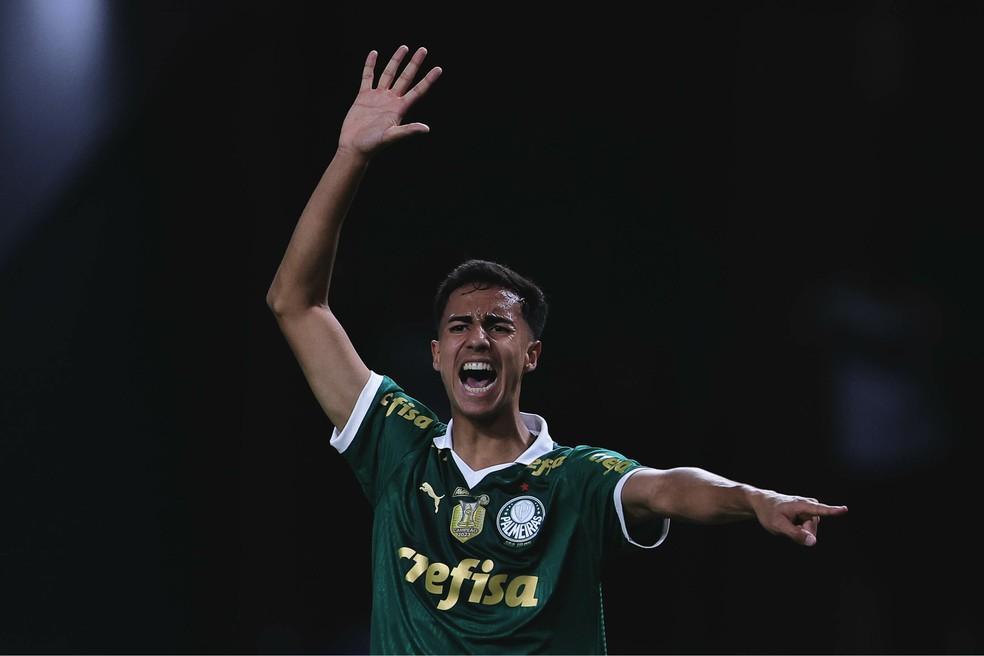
[271,305,371,429]
[621,468,672,527]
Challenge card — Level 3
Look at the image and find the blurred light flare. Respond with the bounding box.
[0,0,116,265]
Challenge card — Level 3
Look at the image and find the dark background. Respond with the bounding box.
[2,1,981,652]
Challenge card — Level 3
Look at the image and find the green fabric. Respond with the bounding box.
[337,375,660,654]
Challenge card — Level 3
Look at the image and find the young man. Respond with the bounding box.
[266,45,848,654]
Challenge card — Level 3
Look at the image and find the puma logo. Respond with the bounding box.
[419,482,444,514]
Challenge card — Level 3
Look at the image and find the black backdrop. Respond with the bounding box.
[2,3,982,653]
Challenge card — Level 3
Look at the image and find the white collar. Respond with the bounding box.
[433,412,556,488]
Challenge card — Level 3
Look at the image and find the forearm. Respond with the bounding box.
[656,467,767,524]
[266,146,370,313]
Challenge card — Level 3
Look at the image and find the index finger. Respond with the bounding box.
[797,502,849,517]
[360,50,378,91]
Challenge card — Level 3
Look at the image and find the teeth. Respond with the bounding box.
[463,380,496,393]
[462,362,494,371]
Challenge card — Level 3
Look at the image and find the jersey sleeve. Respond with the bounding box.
[330,371,446,506]
[565,445,670,562]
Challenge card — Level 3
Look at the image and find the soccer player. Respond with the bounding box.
[266,45,849,654]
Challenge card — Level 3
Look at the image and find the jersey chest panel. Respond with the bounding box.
[374,443,585,620]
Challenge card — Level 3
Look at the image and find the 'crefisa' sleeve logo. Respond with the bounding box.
[380,392,435,429]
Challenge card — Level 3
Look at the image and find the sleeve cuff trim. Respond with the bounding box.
[614,467,671,549]
[329,371,383,454]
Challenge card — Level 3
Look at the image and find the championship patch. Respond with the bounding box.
[496,495,546,548]
[450,494,490,543]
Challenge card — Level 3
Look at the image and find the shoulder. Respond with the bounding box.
[375,377,445,431]
[524,443,638,479]
[335,372,447,447]
[563,444,638,474]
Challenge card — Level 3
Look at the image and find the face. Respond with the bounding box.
[431,285,541,422]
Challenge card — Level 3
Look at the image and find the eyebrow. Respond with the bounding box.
[447,314,515,325]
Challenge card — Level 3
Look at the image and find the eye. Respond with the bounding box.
[492,325,510,333]
[449,324,466,333]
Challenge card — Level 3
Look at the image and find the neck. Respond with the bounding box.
[449,408,532,471]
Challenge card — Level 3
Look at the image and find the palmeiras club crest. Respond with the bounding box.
[449,494,490,543]
[496,495,546,547]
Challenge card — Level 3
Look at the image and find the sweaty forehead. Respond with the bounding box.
[445,285,524,320]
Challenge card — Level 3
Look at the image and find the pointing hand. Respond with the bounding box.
[751,493,849,547]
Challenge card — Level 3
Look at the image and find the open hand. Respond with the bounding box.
[751,492,848,547]
[338,45,443,158]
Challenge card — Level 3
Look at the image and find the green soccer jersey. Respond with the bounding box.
[331,372,670,655]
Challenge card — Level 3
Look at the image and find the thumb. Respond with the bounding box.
[382,122,430,144]
[773,515,816,546]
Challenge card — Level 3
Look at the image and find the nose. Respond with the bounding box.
[466,325,491,350]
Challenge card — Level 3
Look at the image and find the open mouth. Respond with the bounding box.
[458,361,498,394]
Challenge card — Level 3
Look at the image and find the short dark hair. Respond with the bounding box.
[433,259,548,340]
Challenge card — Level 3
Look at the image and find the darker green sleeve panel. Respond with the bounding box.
[563,445,646,563]
[331,373,446,507]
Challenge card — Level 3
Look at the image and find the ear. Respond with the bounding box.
[524,340,542,373]
[431,339,441,372]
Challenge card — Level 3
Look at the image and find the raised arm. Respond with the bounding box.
[266,45,442,429]
[621,467,848,547]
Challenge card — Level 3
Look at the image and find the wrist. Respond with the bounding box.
[335,144,372,166]
[742,485,772,518]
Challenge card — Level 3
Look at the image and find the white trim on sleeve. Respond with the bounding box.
[614,467,670,549]
[329,371,384,454]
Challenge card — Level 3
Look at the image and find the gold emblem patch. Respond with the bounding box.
[450,495,490,543]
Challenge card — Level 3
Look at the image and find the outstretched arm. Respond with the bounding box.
[621,467,848,547]
[266,45,442,430]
